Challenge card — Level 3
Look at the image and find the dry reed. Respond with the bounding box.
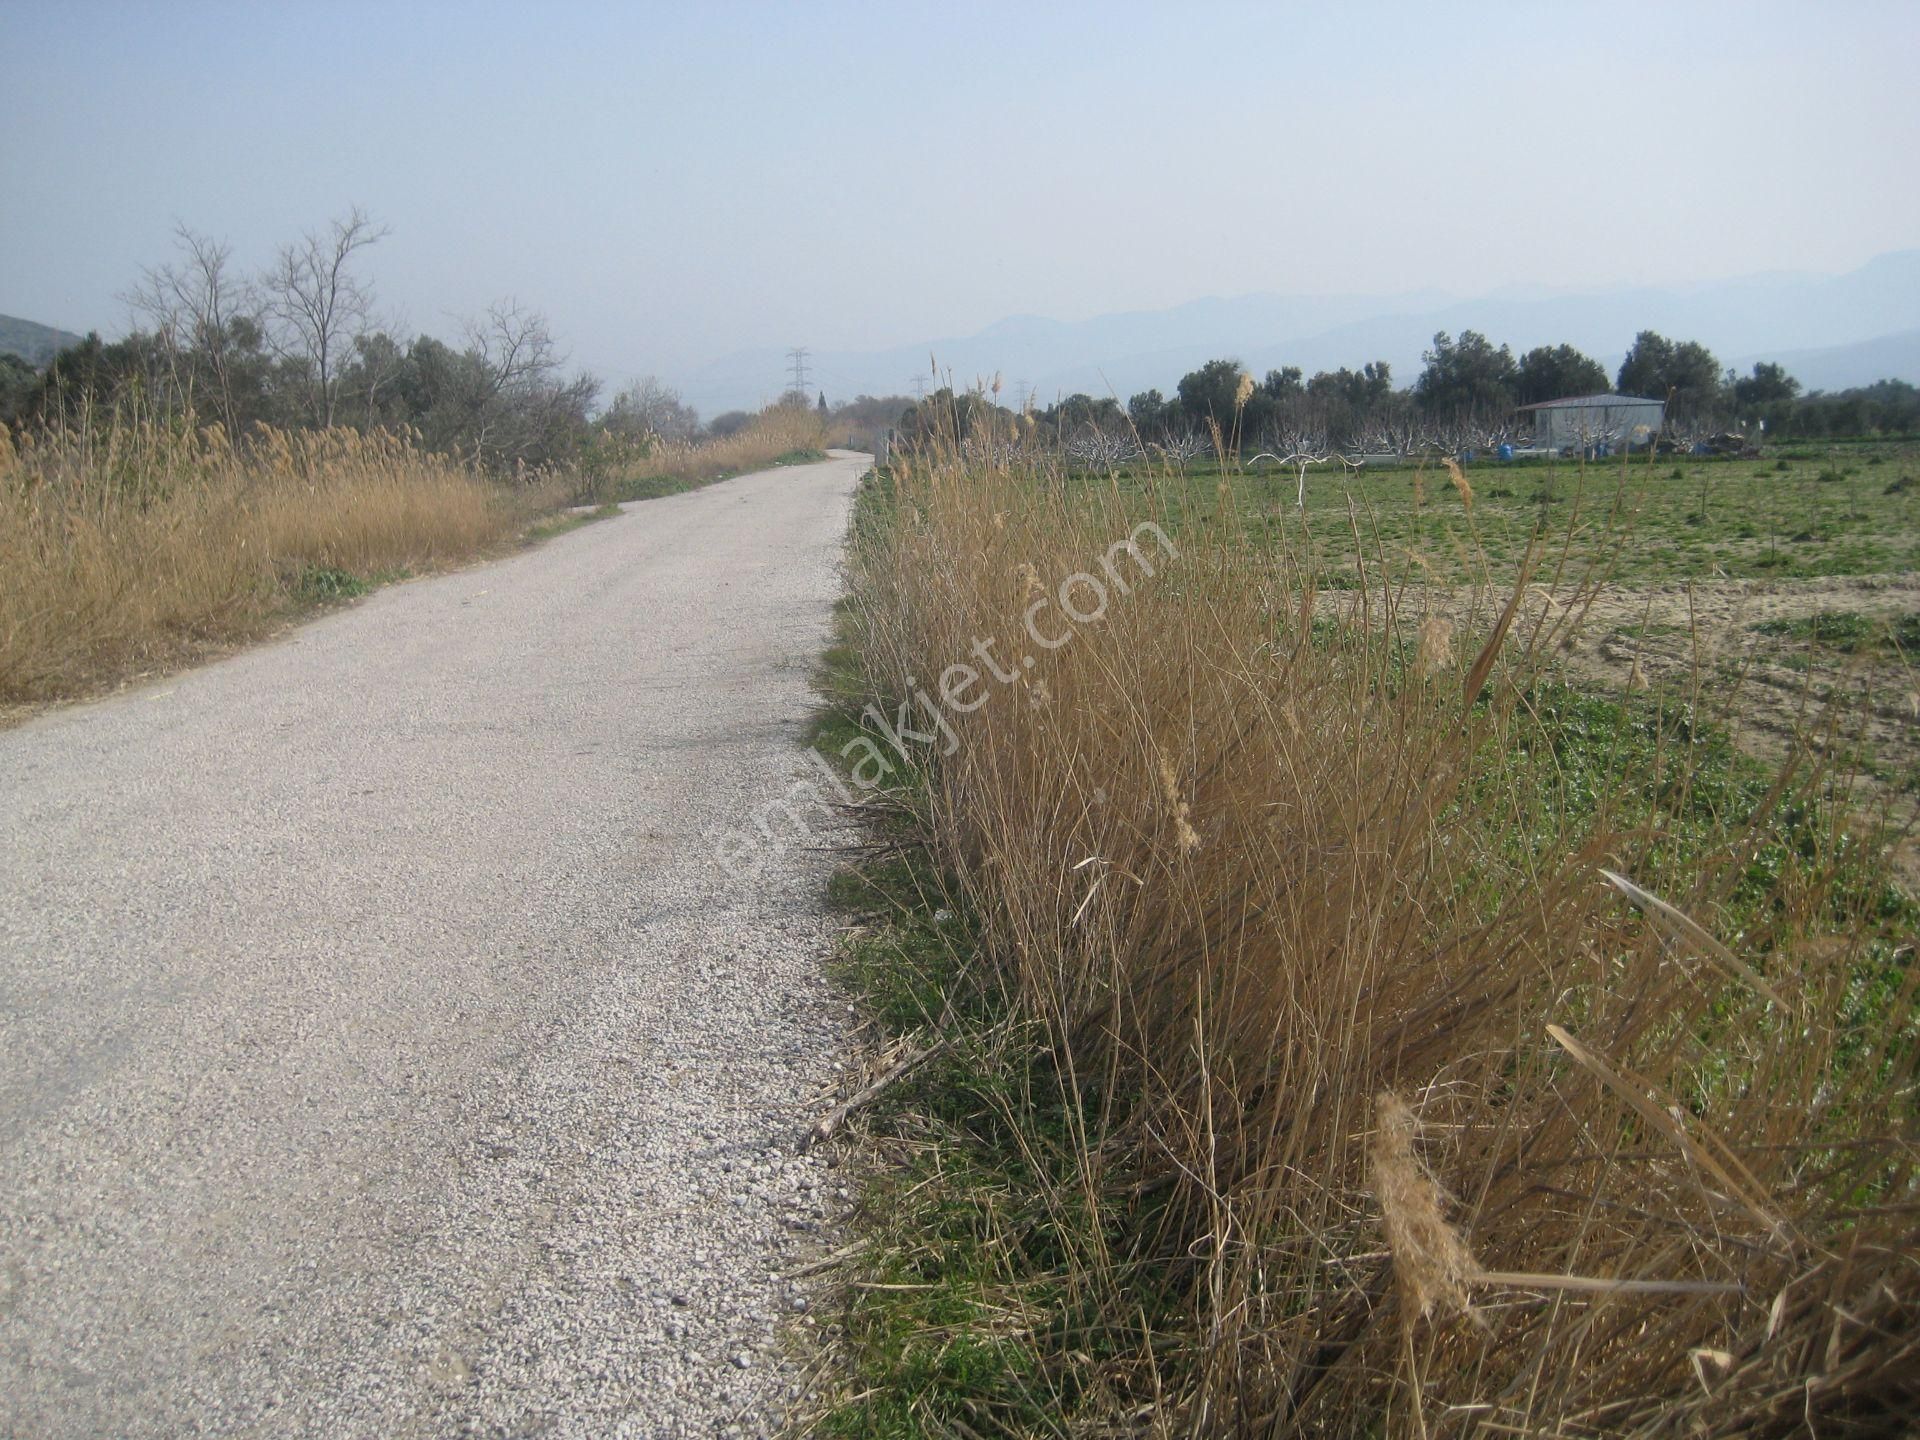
[840,423,1918,1435]
[0,416,530,703]
[1,405,828,706]
[592,405,826,497]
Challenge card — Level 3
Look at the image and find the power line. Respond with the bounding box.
[786,346,811,397]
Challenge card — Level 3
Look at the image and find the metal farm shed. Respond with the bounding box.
[1519,393,1665,452]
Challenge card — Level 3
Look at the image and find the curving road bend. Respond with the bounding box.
[0,452,870,1437]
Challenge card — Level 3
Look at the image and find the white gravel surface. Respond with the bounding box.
[0,452,870,1437]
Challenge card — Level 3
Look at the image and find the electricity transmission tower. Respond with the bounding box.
[786,347,811,399]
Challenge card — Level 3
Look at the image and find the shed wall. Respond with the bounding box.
[1540,401,1664,449]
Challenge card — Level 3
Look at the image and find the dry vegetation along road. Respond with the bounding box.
[0,452,871,1436]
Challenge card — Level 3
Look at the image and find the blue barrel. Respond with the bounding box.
[1497,443,1514,461]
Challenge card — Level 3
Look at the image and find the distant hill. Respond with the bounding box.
[1732,329,1920,393]
[678,251,1920,414]
[0,314,84,368]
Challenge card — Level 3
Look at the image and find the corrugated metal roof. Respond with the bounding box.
[1518,393,1663,411]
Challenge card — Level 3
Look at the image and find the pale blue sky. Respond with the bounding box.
[5,0,1917,391]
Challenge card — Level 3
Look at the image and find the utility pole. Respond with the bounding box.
[786,347,811,399]
[910,376,927,401]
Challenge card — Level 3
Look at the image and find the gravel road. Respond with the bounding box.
[0,452,870,1438]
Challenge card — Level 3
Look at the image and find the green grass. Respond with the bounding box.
[817,845,1153,1440]
[524,500,622,542]
[1503,684,1909,927]
[1750,608,1920,655]
[808,594,1099,1436]
[1097,442,1920,587]
[289,565,372,603]
[287,563,415,605]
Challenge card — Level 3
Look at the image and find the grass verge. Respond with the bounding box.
[524,501,623,544]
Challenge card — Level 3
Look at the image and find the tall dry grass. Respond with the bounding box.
[592,404,827,498]
[0,417,529,703]
[1,404,835,707]
[841,428,1917,1434]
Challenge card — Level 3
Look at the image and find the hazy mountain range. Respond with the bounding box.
[684,251,1920,415]
[0,314,83,368]
[11,253,1920,418]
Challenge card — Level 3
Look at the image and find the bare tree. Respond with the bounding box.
[260,207,387,427]
[602,376,701,444]
[466,299,561,398]
[124,225,256,430]
[460,299,562,457]
[1061,429,1141,467]
[1150,431,1212,463]
[454,300,598,468]
[1346,414,1430,459]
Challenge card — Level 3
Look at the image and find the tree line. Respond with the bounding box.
[0,211,741,471]
[994,331,1919,455]
[17,222,1912,464]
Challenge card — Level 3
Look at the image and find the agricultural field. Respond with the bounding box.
[1109,441,1920,589]
[1092,439,1920,858]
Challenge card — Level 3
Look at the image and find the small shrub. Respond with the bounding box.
[291,566,370,603]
